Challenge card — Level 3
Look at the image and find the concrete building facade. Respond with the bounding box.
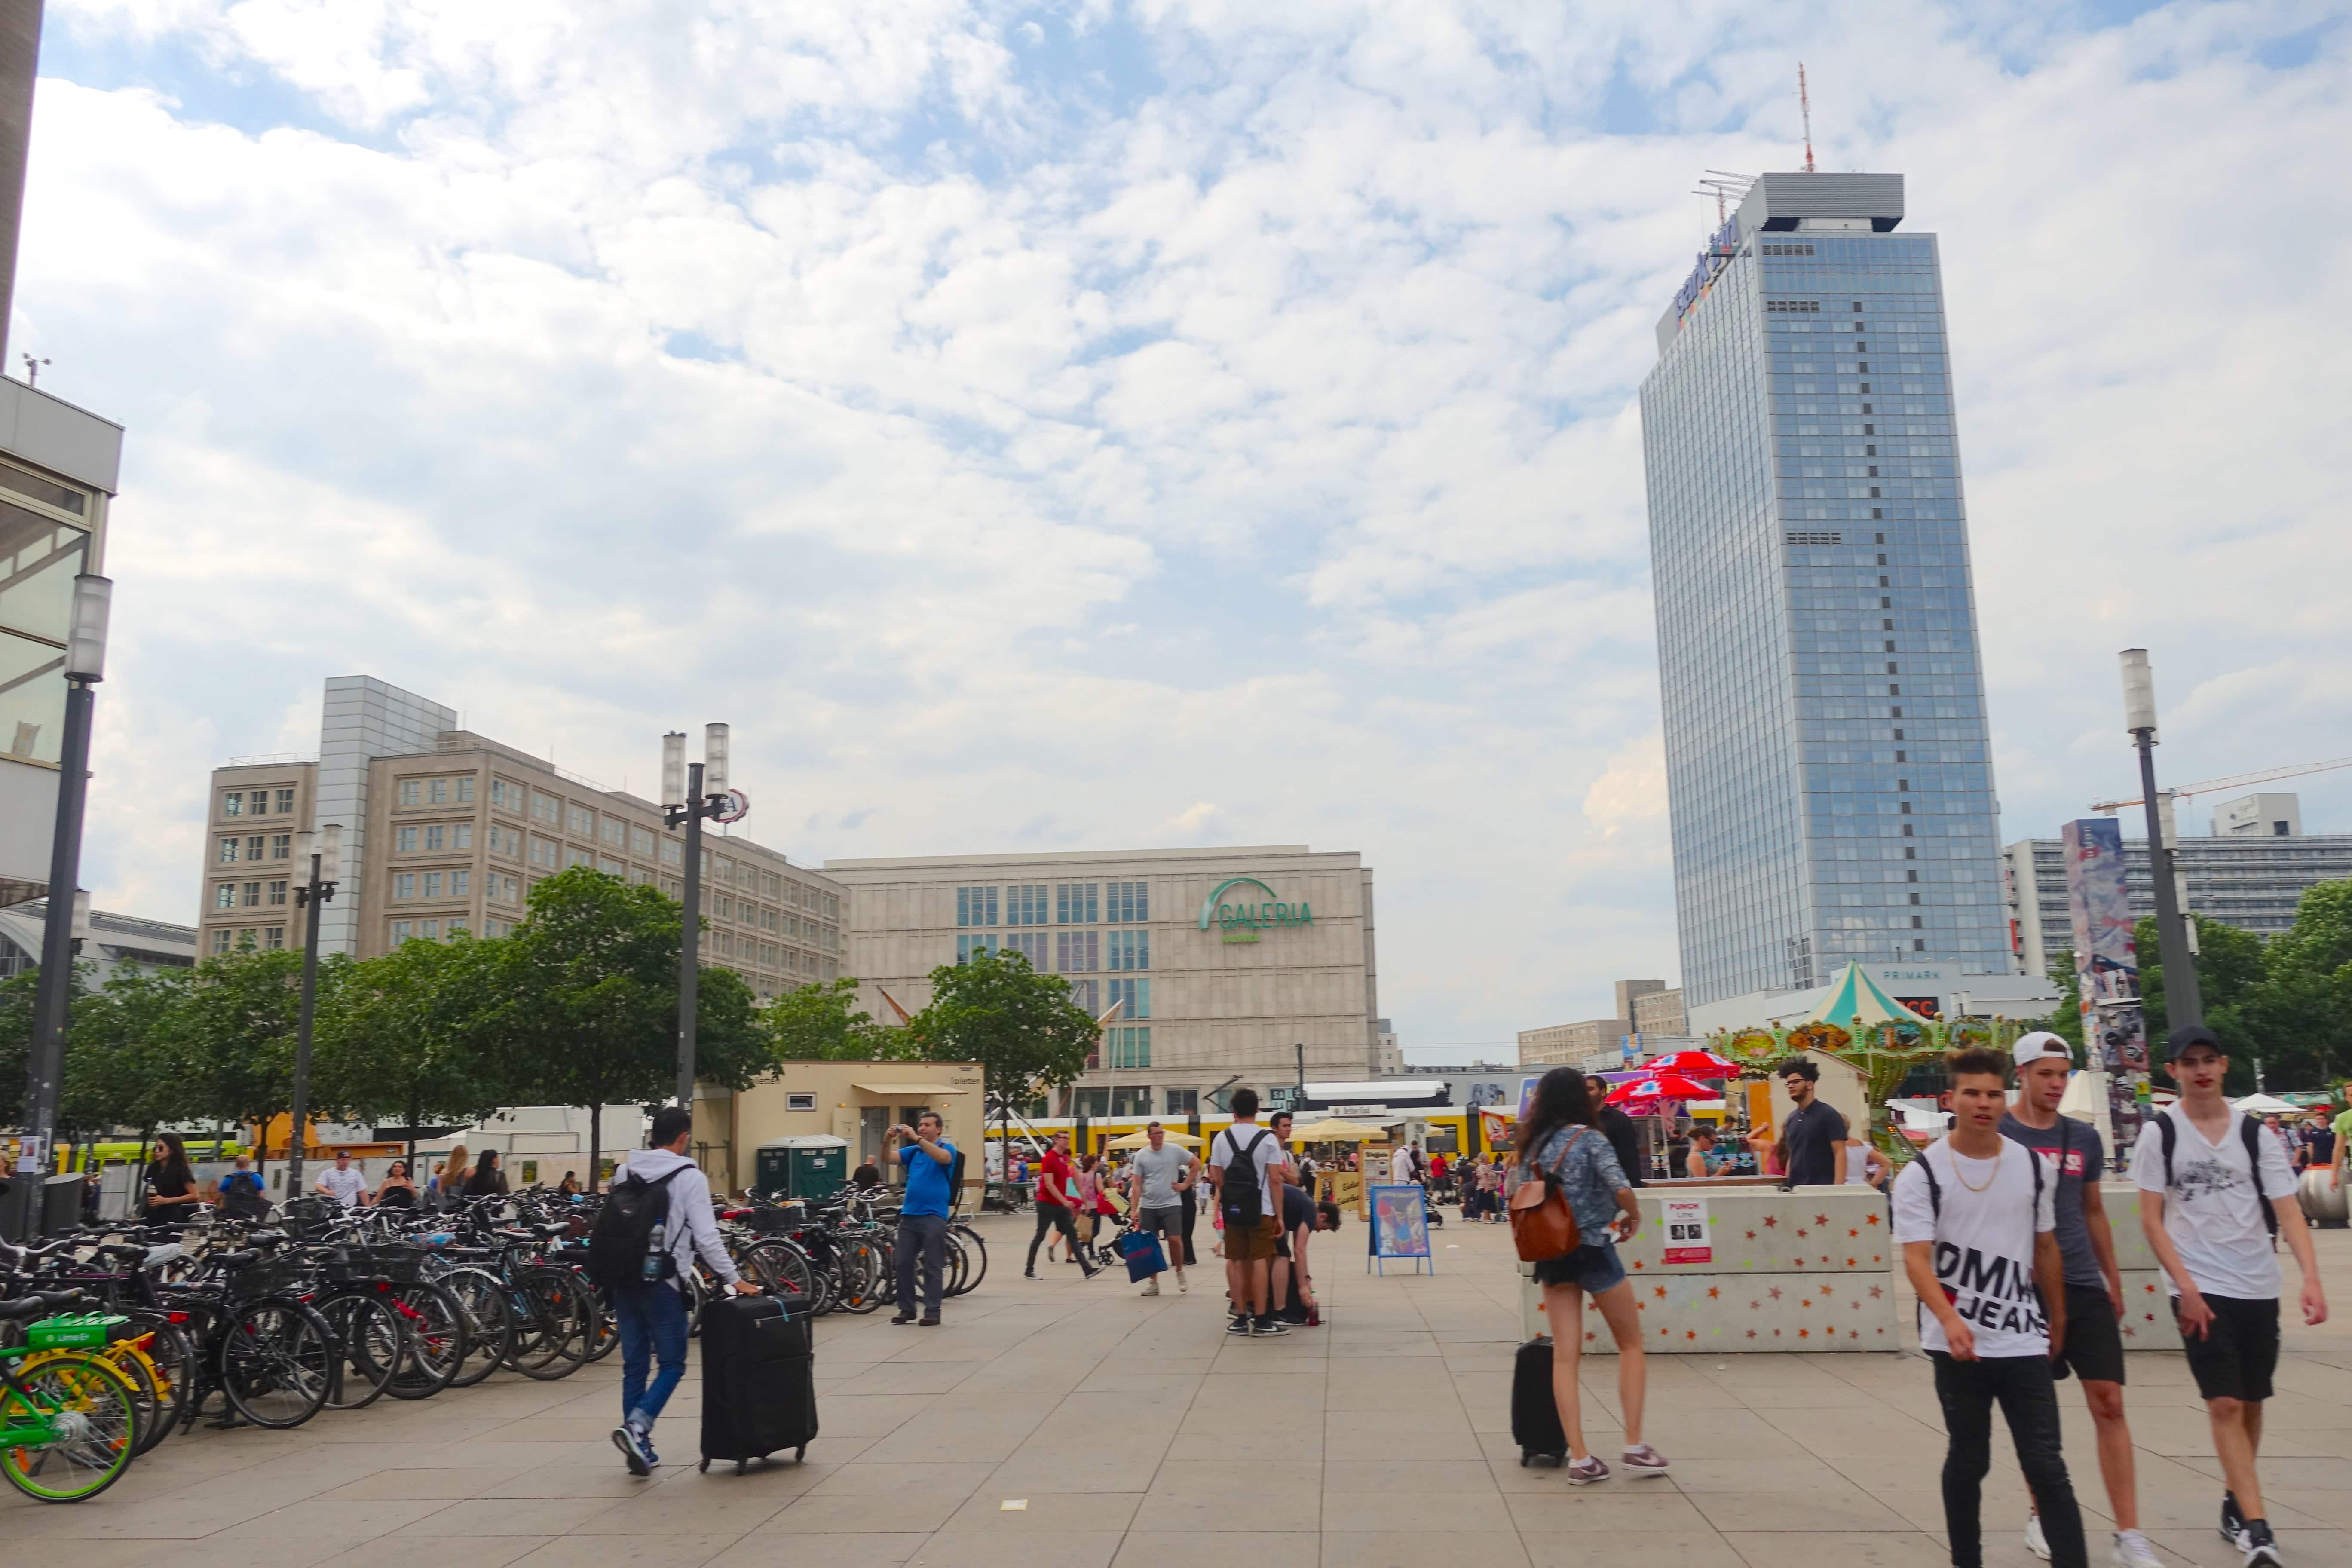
[827,844,1378,1117]
[1632,986,1687,1037]
[0,900,196,986]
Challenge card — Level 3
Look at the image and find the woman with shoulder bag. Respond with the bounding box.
[1513,1067,1666,1484]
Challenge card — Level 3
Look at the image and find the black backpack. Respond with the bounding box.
[1217,1128,1271,1229]
[587,1165,686,1288]
[2154,1110,2282,1240]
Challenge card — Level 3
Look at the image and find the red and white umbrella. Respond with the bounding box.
[1643,1049,1743,1080]
[1605,1072,1715,1107]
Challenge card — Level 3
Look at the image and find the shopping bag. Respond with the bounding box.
[1118,1228,1166,1281]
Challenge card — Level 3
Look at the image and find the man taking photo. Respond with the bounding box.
[887,1111,956,1326]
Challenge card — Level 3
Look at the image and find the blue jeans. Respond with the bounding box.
[896,1211,947,1316]
[611,1283,689,1433]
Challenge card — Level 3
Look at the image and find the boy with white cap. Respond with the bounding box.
[2001,1031,2161,1568]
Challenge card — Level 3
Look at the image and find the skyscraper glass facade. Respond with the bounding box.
[1641,174,2009,1009]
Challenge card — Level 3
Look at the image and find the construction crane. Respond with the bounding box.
[2089,756,2352,814]
[1798,64,1816,173]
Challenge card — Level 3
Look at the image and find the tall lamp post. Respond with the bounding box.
[18,574,111,1234]
[2119,649,2202,1030]
[283,823,342,1202]
[662,725,746,1109]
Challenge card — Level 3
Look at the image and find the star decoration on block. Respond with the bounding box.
[1848,1228,1860,1238]
[1814,1214,1829,1226]
[1865,1213,1880,1225]
[1746,1329,1757,1339]
[1745,1230,1757,1240]
[1820,1283,1834,1295]
[1686,1330,1697,1340]
[1868,1285,1883,1299]
[1768,1286,1782,1300]
[1749,1299,1760,1310]
[1762,1215,1778,1228]
[1796,1229,1809,1239]
[1798,1327,1810,1338]
[1654,1285,1668,1299]
[1707,1286,1720,1299]
[1846,1258,1858,1268]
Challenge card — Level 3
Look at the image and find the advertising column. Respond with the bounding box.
[2060,818,2149,1151]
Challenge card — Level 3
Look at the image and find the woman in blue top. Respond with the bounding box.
[1517,1067,1669,1484]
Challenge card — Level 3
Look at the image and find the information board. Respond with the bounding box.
[1369,1183,1433,1274]
[1660,1196,1712,1265]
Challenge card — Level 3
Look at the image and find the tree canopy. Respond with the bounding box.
[906,948,1098,1115]
[766,976,915,1061]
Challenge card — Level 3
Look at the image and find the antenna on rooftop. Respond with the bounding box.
[1694,171,1755,224]
[1798,63,1816,173]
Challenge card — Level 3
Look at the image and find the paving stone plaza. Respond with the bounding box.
[6,1214,2349,1568]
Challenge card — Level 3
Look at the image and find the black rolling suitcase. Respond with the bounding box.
[698,1293,818,1473]
[1512,1338,1568,1467]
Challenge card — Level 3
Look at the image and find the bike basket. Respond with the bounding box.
[26,1312,129,1351]
[348,1247,428,1285]
[225,1255,307,1301]
[747,1204,804,1235]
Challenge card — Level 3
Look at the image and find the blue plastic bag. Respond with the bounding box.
[1118,1228,1165,1281]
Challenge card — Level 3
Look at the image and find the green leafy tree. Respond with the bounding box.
[484,867,778,1190]
[161,947,337,1190]
[2237,880,2352,1092]
[2034,948,2085,1056]
[906,949,1097,1140]
[314,934,509,1170]
[2139,913,2273,1095]
[60,966,196,1144]
[0,967,40,1128]
[766,976,915,1061]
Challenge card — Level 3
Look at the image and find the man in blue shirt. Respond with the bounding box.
[889,1111,957,1326]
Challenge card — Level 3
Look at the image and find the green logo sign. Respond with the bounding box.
[1197,877,1314,944]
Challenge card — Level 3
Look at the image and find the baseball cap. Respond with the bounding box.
[2165,1024,2223,1060]
[2012,1032,2073,1068]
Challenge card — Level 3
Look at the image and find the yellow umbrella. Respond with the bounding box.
[1105,1129,1202,1151]
[1289,1118,1383,1142]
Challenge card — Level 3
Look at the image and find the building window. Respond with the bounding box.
[271,833,290,859]
[395,873,416,899]
[264,926,285,950]
[244,835,264,861]
[210,929,231,955]
[531,792,560,824]
[1164,1088,1198,1115]
[601,856,623,876]
[1004,931,1049,966]
[490,825,520,858]
[420,919,440,939]
[424,871,444,898]
[1108,978,1150,1020]
[221,791,242,818]
[1007,884,1048,926]
[956,886,998,928]
[447,919,467,935]
[267,880,288,906]
[218,837,240,864]
[632,827,655,855]
[1056,882,1098,924]
[491,779,521,811]
[397,826,418,852]
[786,1092,817,1112]
[391,920,413,943]
[454,778,473,803]
[214,883,236,910]
[600,818,626,847]
[567,847,593,869]
[661,839,683,867]
[1109,1085,1151,1116]
[567,805,593,835]
[1056,930,1098,973]
[450,870,469,896]
[530,838,559,868]
[956,934,999,963]
[398,780,420,806]
[240,882,261,907]
[1106,881,1148,923]
[425,779,447,804]
[426,824,447,851]
[1066,978,1099,1015]
[453,824,472,849]
[1073,1087,1111,1119]
[1104,1028,1152,1070]
[1107,929,1150,971]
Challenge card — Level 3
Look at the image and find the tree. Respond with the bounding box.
[766,977,915,1061]
[0,967,40,1128]
[906,949,1098,1149]
[2034,949,2085,1056]
[2141,913,2278,1096]
[314,935,509,1171]
[60,966,196,1147]
[160,947,334,1191]
[484,867,779,1191]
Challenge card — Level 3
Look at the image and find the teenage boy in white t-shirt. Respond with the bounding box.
[1894,1047,2086,1568]
[2131,1026,2326,1568]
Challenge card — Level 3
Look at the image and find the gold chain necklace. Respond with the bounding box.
[1950,1141,2003,1193]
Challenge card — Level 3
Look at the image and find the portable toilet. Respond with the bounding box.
[756,1135,850,1201]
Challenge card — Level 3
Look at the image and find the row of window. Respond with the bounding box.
[210,927,285,954]
[395,778,474,807]
[219,788,297,819]
[1100,1027,1151,1070]
[956,881,1150,928]
[955,930,1150,970]
[215,880,288,909]
[392,870,473,900]
[394,824,473,853]
[1068,1086,1200,1118]
[218,834,293,864]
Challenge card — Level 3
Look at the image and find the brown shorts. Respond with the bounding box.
[1226,1215,1281,1262]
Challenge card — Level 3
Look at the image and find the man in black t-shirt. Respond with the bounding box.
[1776,1057,1848,1188]
[1596,1102,1646,1187]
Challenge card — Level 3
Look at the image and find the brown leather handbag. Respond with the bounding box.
[1509,1128,1586,1262]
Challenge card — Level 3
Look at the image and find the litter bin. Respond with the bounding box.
[754,1136,849,1202]
[41,1172,87,1235]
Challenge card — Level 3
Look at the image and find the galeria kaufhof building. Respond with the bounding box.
[824,845,1381,1116]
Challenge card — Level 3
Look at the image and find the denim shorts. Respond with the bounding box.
[1531,1240,1626,1295]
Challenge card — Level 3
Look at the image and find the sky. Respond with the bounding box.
[20,0,2352,1065]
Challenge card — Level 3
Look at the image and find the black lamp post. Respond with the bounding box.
[283,823,342,1202]
[662,725,742,1108]
[2119,649,2202,1029]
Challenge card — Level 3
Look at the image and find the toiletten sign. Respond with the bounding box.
[1198,877,1315,944]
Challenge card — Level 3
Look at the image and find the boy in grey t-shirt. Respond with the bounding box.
[1124,1121,1196,1297]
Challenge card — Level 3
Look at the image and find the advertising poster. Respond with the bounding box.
[2062,818,2140,1007]
[1517,1076,1543,1124]
[1660,1197,1712,1265]
[1369,1184,1433,1272]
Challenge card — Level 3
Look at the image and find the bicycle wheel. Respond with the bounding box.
[581,1281,620,1363]
[504,1271,589,1379]
[834,1237,884,1314]
[121,1315,195,1453]
[941,1233,969,1297]
[438,1269,512,1388]
[220,1298,333,1429]
[950,1224,988,1294]
[0,1352,139,1503]
[318,1294,401,1411]
[384,1283,463,1400]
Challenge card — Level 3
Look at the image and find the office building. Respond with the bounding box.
[197,677,844,1000]
[1641,170,2011,1017]
[2003,799,2352,978]
[1632,986,1687,1037]
[1518,1016,1630,1069]
[2214,792,2300,838]
[826,844,1378,1116]
[0,900,195,985]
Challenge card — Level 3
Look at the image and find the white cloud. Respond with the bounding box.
[24,0,2352,1061]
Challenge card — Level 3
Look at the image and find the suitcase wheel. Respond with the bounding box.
[698,1460,710,1473]
[1520,1450,1565,1468]
[796,1446,806,1462]
[734,1460,748,1475]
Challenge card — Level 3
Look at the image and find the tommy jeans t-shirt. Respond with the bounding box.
[2128,1104,2298,1301]
[1892,1138,2058,1358]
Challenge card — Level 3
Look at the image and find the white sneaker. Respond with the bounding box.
[1176,1272,1188,1292]
[1140,1279,1160,1297]
[2025,1513,2052,1562]
[2111,1530,2165,1568]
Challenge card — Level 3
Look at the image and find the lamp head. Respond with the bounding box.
[321,823,343,874]
[66,574,112,680]
[704,723,729,796]
[2119,648,2159,736]
[662,731,686,805]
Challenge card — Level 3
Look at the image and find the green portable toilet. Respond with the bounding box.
[755,1135,850,1201]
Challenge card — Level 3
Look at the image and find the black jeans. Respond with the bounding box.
[1929,1352,2086,1568]
[1179,1187,1198,1265]
[1026,1201,1082,1271]
[896,1211,947,1315]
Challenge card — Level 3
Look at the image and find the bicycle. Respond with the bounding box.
[0,1290,143,1502]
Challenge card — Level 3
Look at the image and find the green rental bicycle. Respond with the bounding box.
[0,1291,143,1503]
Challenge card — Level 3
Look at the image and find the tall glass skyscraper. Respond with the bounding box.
[1640,172,2009,1011]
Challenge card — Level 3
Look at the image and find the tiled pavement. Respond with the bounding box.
[8,1213,2351,1567]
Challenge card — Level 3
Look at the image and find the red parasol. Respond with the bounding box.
[1605,1072,1715,1107]
[1643,1049,1743,1080]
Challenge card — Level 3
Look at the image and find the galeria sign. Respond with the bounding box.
[1197,876,1313,944]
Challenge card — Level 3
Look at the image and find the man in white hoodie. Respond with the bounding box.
[611,1107,758,1476]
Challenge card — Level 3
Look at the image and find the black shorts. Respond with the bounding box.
[2051,1283,2125,1386]
[2172,1294,2280,1403]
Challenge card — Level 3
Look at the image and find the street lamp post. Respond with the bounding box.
[285,823,342,1202]
[662,726,742,1109]
[17,575,111,1234]
[2119,649,2202,1030]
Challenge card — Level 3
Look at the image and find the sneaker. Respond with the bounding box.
[611,1423,652,1477]
[1621,1443,1671,1477]
[1566,1455,1610,1485]
[1176,1273,1189,1293]
[1080,1262,1102,1280]
[1024,1269,1038,1280]
[1226,1314,1253,1336]
[1252,1315,1290,1336]
[2240,1520,2281,1568]
[2027,1512,2052,1561]
[2222,1493,2249,1550]
[2111,1529,2165,1568]
[1140,1280,1160,1297]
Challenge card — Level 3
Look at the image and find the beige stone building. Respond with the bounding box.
[1632,985,1687,1037]
[694,1059,985,1201]
[1517,1017,1629,1067]
[826,844,1378,1117]
[196,678,842,1001]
